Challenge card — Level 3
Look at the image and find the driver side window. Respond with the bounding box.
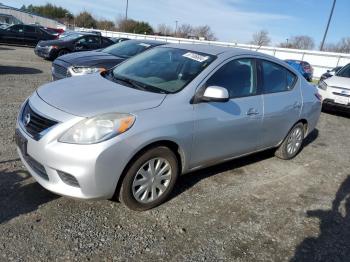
[206,58,257,98]
[9,25,23,33]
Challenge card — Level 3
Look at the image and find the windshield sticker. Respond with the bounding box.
[183,52,209,62]
[139,43,151,47]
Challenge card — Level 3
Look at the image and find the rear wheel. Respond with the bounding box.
[275,123,304,160]
[119,146,179,211]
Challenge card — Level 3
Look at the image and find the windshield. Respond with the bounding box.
[109,47,216,94]
[336,64,350,78]
[103,40,155,58]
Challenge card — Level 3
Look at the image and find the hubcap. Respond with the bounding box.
[132,158,172,203]
[287,127,303,155]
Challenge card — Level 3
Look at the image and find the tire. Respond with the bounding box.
[275,123,305,160]
[57,49,70,57]
[119,146,179,211]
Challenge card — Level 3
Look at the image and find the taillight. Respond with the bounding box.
[315,93,322,101]
[302,64,313,73]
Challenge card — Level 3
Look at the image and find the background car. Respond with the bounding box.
[51,39,164,80]
[16,45,321,210]
[285,59,314,82]
[319,66,343,82]
[110,37,130,44]
[0,24,57,46]
[318,63,350,112]
[34,32,115,60]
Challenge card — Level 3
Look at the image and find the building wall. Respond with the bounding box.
[0,6,65,29]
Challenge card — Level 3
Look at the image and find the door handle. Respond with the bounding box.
[246,108,259,116]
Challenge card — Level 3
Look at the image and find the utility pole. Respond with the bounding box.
[125,0,129,21]
[175,20,178,37]
[320,0,336,51]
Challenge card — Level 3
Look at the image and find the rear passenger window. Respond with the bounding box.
[23,26,36,33]
[261,60,296,94]
[206,59,257,98]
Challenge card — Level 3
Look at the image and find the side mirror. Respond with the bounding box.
[201,86,229,102]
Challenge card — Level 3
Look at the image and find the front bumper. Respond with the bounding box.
[34,45,53,59]
[318,87,350,111]
[15,96,134,199]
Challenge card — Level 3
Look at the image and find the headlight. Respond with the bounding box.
[318,80,328,90]
[59,113,135,144]
[68,66,106,76]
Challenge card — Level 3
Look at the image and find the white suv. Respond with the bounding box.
[318,63,350,111]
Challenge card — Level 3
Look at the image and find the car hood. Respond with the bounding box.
[57,51,123,67]
[36,74,166,117]
[325,75,350,90]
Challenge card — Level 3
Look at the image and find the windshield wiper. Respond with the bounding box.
[112,74,147,91]
[110,72,169,94]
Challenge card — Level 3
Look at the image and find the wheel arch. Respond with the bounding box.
[112,139,185,201]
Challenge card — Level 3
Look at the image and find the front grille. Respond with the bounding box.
[26,155,49,180]
[53,63,68,78]
[58,171,80,187]
[21,102,58,140]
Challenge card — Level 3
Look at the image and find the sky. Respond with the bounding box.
[1,0,349,46]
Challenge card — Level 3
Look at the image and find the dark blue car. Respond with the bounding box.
[285,60,313,82]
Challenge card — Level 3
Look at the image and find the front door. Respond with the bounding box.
[191,58,263,168]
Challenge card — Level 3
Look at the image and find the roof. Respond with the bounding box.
[164,43,266,57]
[128,39,165,45]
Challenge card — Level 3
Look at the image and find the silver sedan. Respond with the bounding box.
[16,44,321,210]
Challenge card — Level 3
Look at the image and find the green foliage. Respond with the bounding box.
[20,3,73,19]
[75,12,97,28]
[97,20,115,30]
[118,19,154,34]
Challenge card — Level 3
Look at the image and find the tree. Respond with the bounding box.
[75,11,97,28]
[176,24,193,38]
[157,24,173,36]
[193,25,217,41]
[175,24,216,40]
[279,35,315,50]
[97,20,115,30]
[250,30,271,46]
[117,19,154,34]
[20,4,73,20]
[323,37,350,53]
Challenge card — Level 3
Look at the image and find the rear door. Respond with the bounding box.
[191,57,264,168]
[258,59,301,148]
[22,25,38,46]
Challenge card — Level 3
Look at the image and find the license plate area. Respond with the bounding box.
[15,129,28,156]
[334,96,349,105]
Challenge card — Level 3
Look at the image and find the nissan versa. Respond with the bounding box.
[16,44,321,210]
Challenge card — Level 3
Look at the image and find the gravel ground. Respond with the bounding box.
[1,45,350,262]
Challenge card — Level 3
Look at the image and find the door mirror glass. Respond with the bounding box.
[202,86,229,102]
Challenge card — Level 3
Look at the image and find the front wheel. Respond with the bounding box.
[57,49,70,57]
[119,146,179,211]
[275,123,305,160]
